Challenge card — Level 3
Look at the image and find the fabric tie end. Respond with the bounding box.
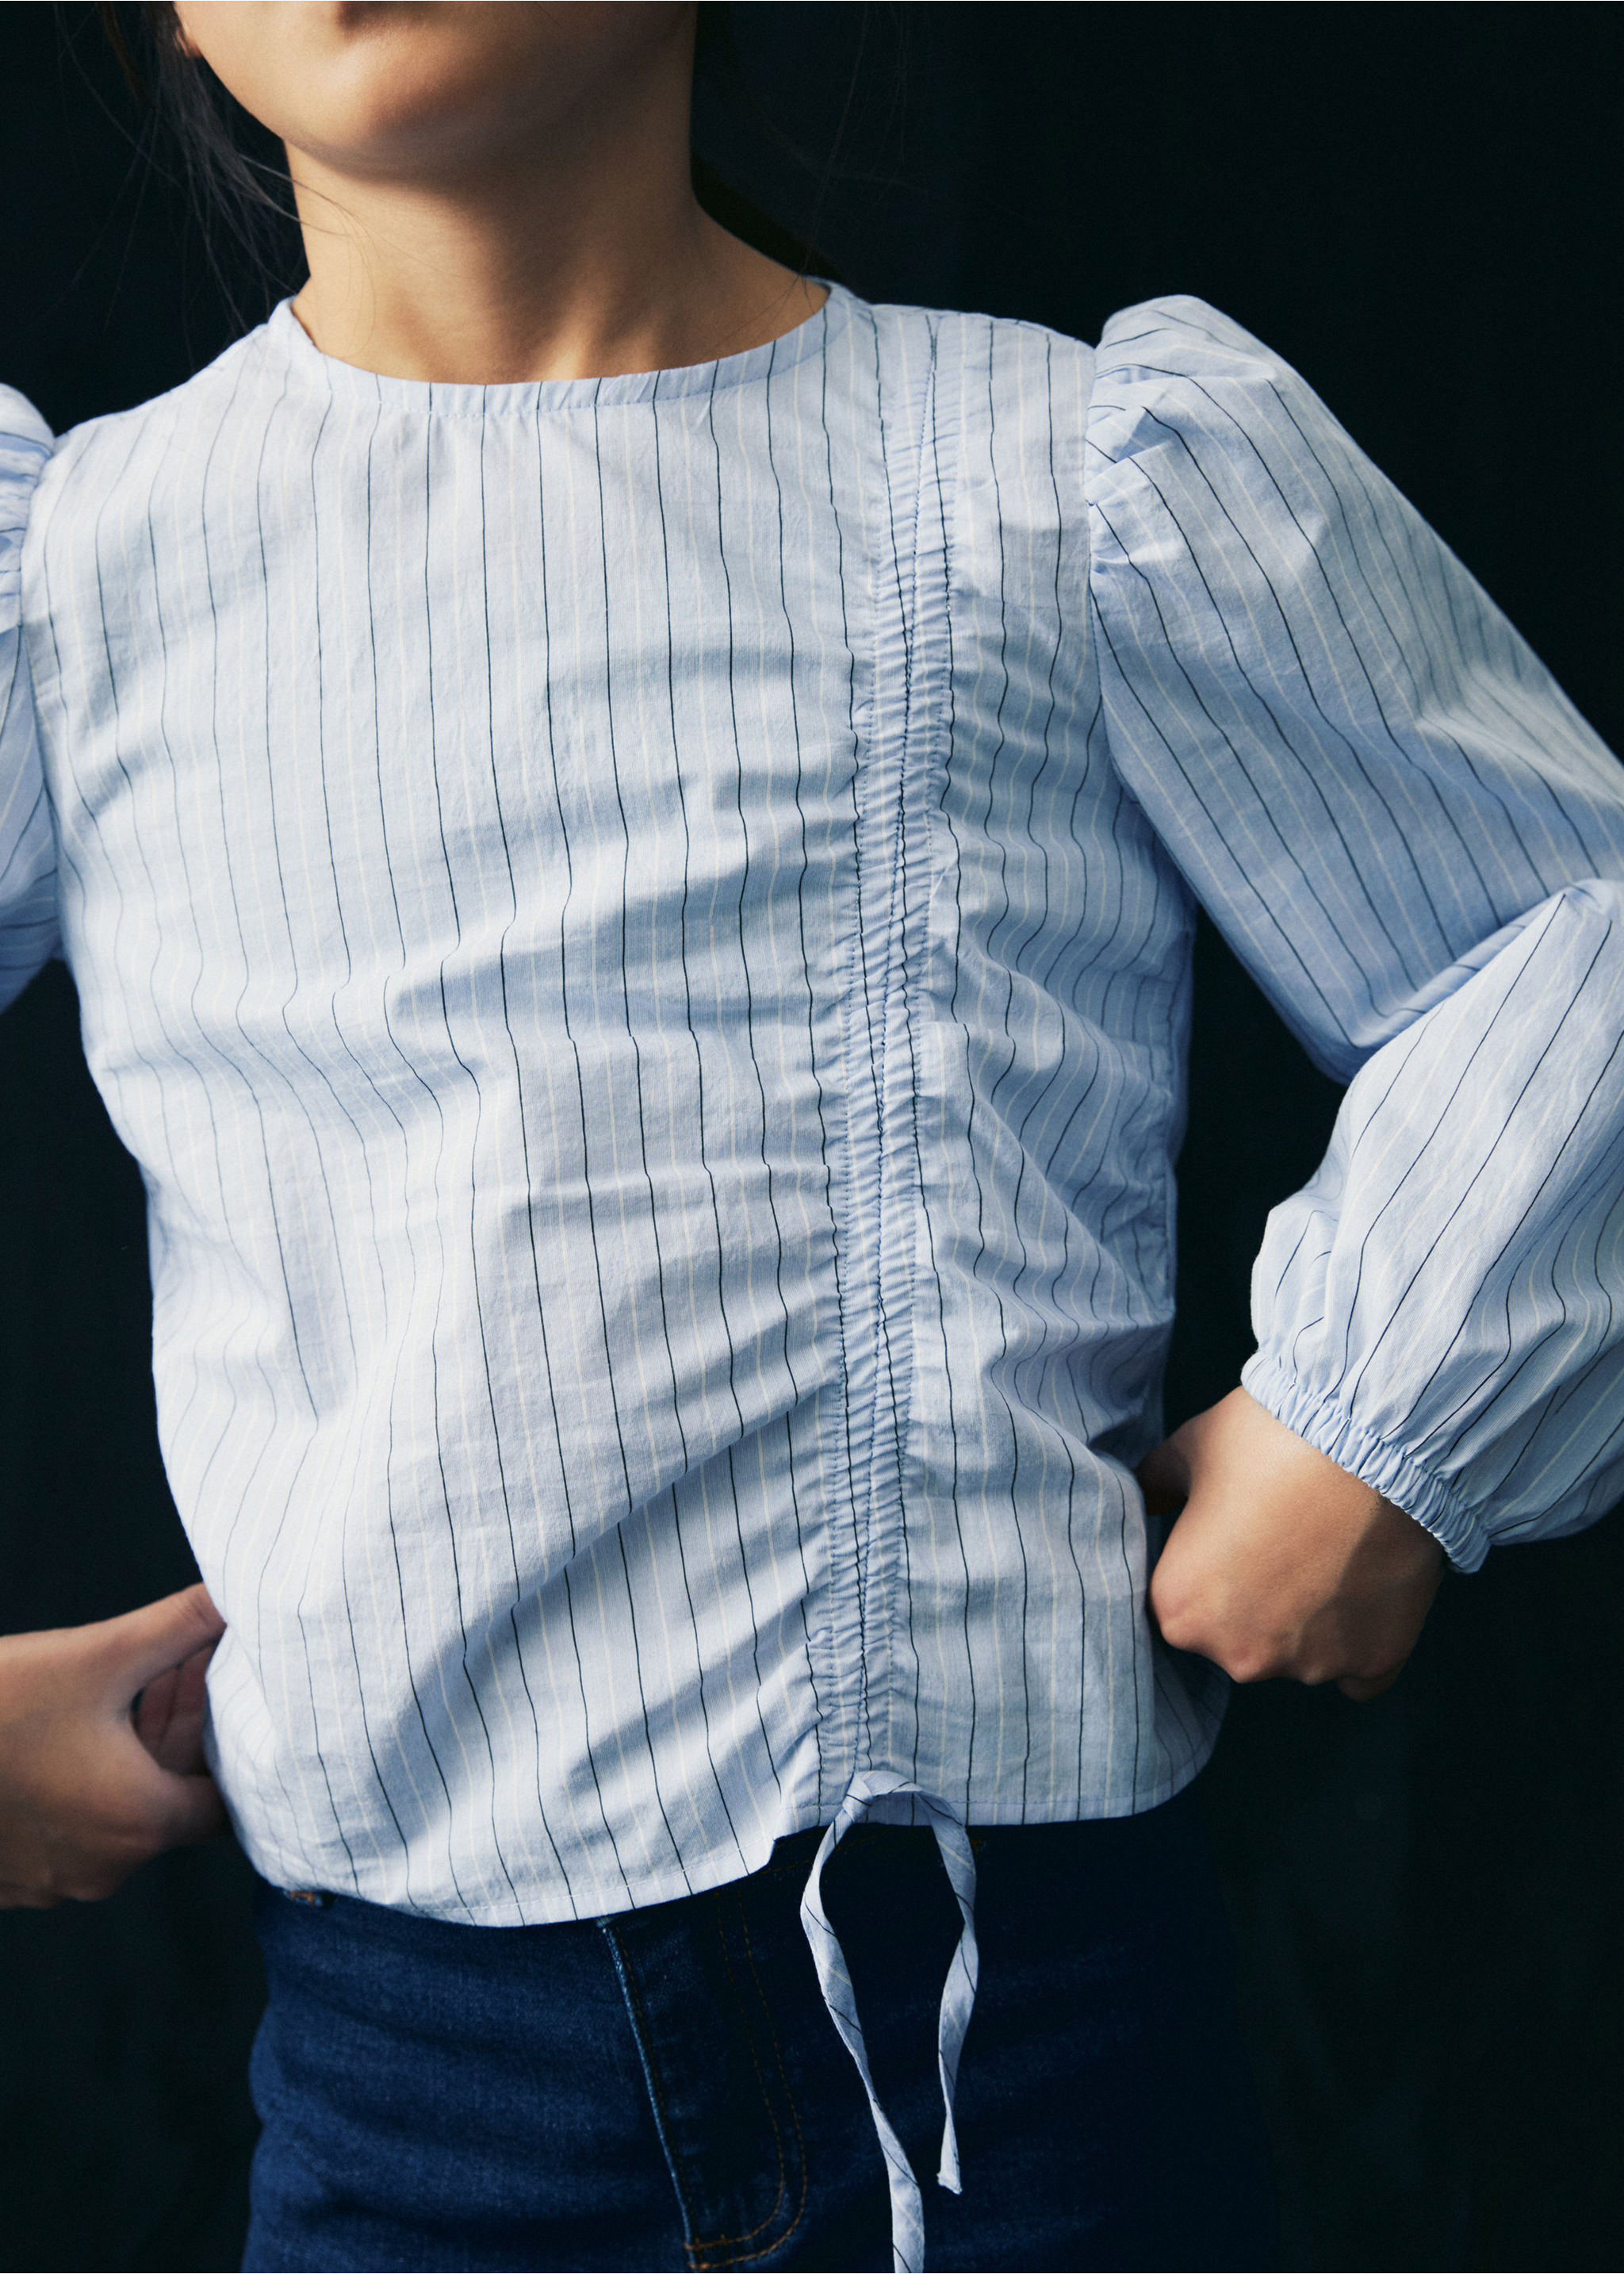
[799,1770,982,2274]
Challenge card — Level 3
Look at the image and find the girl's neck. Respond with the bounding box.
[285,59,823,385]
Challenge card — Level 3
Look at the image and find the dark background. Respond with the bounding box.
[2,4,1621,2268]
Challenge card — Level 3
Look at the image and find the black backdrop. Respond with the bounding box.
[2,6,1621,2268]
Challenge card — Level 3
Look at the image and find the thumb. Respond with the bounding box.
[87,1582,225,1704]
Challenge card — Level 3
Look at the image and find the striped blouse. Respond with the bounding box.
[2,288,1622,2239]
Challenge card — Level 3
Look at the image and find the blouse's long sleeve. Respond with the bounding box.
[0,388,57,1010]
[1085,298,1624,1570]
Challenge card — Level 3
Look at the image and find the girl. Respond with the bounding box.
[1,6,1619,2269]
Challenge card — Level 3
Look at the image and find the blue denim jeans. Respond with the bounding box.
[243,1785,1275,2272]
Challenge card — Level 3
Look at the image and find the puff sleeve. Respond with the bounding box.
[1085,297,1624,1569]
[0,387,58,1009]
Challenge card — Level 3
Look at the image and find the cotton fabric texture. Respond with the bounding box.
[2,287,1622,1930]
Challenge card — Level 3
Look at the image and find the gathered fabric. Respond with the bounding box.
[0,286,1620,1966]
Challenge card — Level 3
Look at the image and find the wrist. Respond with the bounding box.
[1239,1353,1487,1570]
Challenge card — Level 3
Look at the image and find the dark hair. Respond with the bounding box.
[95,0,303,320]
[94,1,848,324]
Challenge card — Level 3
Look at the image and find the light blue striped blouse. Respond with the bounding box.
[2,284,1622,2255]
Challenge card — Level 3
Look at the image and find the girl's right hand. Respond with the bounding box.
[0,1583,228,1908]
[1141,1389,1443,1701]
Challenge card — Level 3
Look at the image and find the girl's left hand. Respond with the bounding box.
[1139,1388,1445,1701]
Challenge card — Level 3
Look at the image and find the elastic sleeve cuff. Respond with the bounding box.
[1239,1352,1491,1572]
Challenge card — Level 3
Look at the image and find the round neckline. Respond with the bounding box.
[266,281,852,416]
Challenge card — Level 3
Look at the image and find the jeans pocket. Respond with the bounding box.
[603,1885,810,2269]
